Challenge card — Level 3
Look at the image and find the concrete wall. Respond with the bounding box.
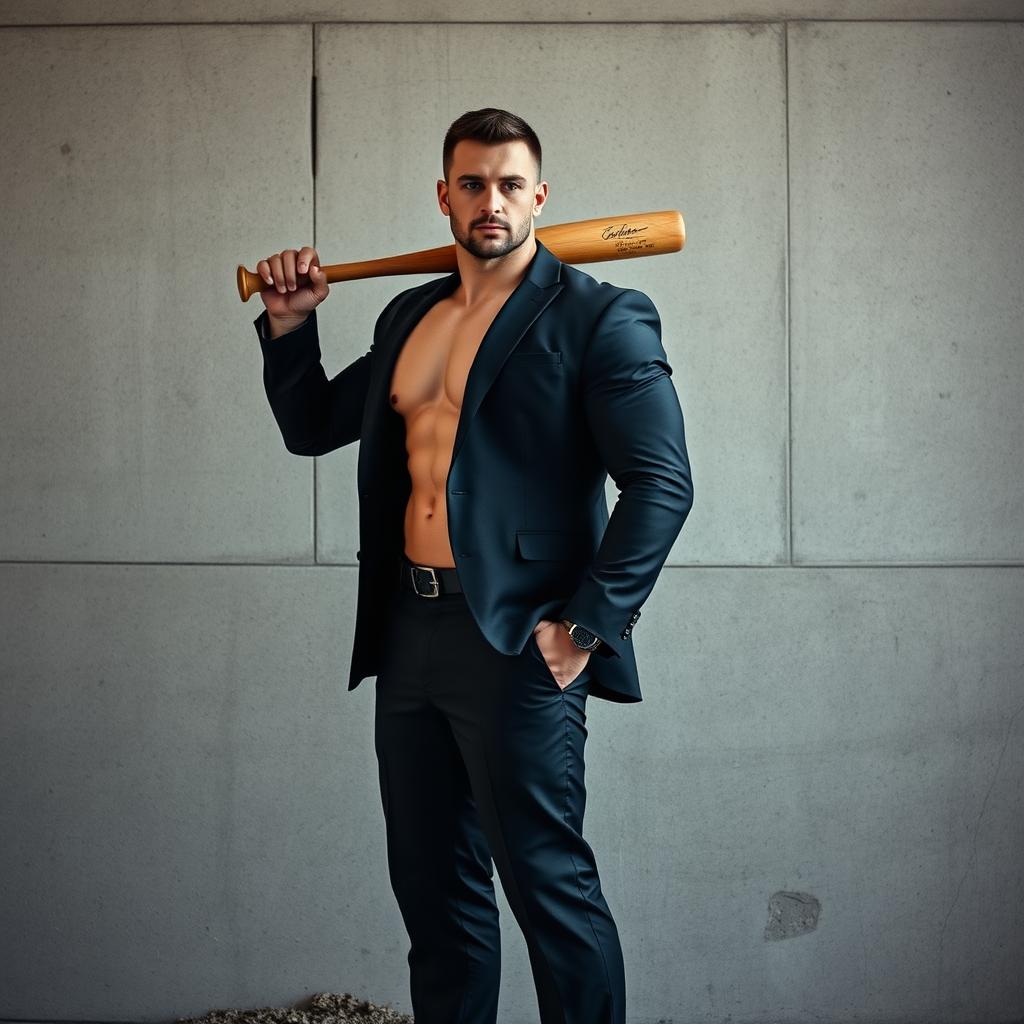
[1,4,1021,1022]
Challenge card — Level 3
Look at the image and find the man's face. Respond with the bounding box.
[439,139,547,261]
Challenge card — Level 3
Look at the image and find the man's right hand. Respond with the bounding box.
[256,246,331,339]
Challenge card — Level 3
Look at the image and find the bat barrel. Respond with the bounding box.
[536,209,685,265]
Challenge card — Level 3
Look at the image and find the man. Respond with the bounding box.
[253,108,693,1024]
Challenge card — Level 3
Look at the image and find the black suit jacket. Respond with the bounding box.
[255,238,693,703]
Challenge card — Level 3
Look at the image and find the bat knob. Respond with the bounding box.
[236,264,263,302]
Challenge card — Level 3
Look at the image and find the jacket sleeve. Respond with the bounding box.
[559,288,694,659]
[254,306,374,457]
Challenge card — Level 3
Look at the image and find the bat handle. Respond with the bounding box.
[236,244,460,301]
[236,262,371,302]
[237,264,325,302]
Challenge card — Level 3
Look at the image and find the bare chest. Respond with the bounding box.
[388,294,508,419]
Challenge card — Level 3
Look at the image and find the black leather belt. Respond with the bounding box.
[398,552,464,597]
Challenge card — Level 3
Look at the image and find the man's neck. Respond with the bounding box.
[450,233,537,307]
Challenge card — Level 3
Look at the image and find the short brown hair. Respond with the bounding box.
[442,108,542,183]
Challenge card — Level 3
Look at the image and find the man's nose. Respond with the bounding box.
[480,185,504,213]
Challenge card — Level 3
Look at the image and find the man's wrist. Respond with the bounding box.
[265,310,310,340]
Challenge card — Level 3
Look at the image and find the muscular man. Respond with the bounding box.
[254,108,693,1024]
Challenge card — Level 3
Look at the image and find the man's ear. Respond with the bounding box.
[533,180,549,217]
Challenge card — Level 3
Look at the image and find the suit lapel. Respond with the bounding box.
[452,240,564,463]
[366,238,565,468]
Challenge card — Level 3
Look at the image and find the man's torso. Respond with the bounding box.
[389,287,517,568]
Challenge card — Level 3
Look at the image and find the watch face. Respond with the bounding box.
[570,625,598,649]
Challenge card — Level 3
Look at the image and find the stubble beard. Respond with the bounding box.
[451,209,533,261]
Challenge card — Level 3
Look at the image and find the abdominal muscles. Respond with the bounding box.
[400,394,460,567]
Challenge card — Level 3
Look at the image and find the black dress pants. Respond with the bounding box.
[373,559,626,1024]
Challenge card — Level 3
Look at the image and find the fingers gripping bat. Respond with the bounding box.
[236,210,685,301]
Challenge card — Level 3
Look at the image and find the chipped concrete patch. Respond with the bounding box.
[177,991,412,1024]
[764,890,821,940]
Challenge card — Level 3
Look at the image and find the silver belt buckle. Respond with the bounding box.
[410,564,440,598]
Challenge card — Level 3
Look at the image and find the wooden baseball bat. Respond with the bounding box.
[236,209,685,302]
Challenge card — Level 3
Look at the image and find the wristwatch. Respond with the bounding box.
[561,619,602,652]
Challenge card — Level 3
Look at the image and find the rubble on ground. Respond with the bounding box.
[177,990,413,1024]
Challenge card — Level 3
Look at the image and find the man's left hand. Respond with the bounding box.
[533,619,591,690]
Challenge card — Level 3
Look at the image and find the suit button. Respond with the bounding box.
[356,550,361,560]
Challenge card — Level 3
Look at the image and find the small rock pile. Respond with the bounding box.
[177,991,413,1024]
